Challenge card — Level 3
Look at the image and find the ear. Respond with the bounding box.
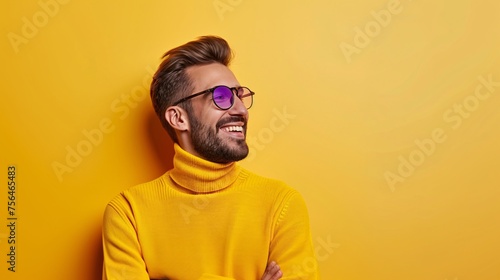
[165,106,189,132]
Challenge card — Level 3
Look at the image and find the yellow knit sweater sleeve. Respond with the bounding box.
[269,190,319,280]
[102,195,149,280]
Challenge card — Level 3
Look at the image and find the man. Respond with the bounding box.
[102,36,318,280]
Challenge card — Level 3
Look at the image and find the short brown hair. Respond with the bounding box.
[150,36,233,142]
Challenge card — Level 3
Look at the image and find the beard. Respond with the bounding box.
[189,114,249,163]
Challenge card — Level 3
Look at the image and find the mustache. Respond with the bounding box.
[216,116,247,130]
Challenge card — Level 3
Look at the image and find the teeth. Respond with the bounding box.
[223,126,243,132]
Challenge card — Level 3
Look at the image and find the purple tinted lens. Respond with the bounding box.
[213,86,234,109]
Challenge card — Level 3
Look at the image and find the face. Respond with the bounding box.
[184,63,249,163]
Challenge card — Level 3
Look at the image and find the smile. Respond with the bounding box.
[222,126,244,132]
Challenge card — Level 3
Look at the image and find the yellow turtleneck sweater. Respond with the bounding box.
[102,144,318,280]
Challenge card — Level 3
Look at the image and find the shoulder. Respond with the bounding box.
[239,168,311,229]
[240,167,295,191]
[106,172,169,213]
[238,167,304,206]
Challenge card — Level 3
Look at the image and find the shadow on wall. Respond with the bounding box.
[144,107,175,173]
[91,224,103,280]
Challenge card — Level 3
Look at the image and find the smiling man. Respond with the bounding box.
[102,36,318,280]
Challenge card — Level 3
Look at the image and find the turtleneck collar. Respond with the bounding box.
[169,144,242,193]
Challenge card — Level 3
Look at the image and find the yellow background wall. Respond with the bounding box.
[1,0,499,279]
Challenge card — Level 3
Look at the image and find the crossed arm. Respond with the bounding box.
[103,189,317,279]
[261,261,282,280]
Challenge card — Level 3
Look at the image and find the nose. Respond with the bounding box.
[228,95,249,117]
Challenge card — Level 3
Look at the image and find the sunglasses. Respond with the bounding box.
[172,85,254,110]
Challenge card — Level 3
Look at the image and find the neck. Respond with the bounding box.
[169,144,241,193]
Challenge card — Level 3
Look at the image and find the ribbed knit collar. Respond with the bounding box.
[169,144,241,193]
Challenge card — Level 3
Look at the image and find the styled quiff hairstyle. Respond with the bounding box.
[150,36,233,143]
